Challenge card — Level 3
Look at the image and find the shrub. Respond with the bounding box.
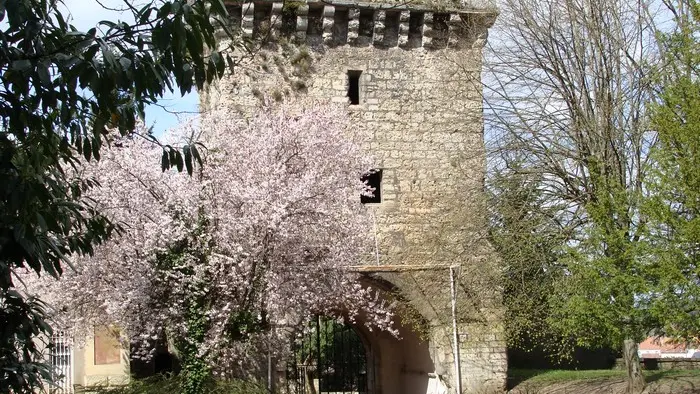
[82,374,267,394]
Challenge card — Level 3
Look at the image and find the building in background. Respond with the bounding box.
[638,337,700,360]
[48,327,128,393]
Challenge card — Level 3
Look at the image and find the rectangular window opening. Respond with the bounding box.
[383,11,400,47]
[408,12,424,48]
[432,13,449,48]
[361,169,383,204]
[253,2,272,39]
[358,9,375,38]
[307,5,324,37]
[347,70,362,105]
[333,8,349,45]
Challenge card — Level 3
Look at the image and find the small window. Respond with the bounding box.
[347,70,362,105]
[361,169,382,204]
[358,9,375,39]
[408,12,424,48]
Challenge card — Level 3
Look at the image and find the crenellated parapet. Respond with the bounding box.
[224,1,498,50]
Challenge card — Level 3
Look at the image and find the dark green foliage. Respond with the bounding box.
[155,242,213,394]
[644,0,700,342]
[0,0,237,391]
[225,310,269,341]
[151,224,273,393]
[179,299,211,394]
[0,290,54,393]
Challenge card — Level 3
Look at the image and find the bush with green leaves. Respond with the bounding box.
[84,375,267,394]
[0,0,238,391]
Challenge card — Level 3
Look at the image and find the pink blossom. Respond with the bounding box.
[28,100,395,365]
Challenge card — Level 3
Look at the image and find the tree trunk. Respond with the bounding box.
[623,338,645,394]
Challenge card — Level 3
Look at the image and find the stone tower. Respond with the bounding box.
[205,1,505,393]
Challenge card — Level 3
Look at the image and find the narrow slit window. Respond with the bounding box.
[361,169,382,204]
[347,70,362,105]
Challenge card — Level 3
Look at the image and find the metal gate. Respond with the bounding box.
[286,316,368,394]
[49,332,73,393]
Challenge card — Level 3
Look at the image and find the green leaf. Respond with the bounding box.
[175,151,184,172]
[138,3,153,24]
[210,0,227,16]
[36,63,51,87]
[92,137,101,161]
[119,57,132,71]
[12,59,32,72]
[191,144,202,167]
[184,145,193,175]
[99,20,118,29]
[99,42,116,67]
[161,150,169,172]
[83,138,92,161]
[158,2,172,18]
[35,213,48,232]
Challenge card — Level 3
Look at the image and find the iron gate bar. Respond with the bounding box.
[287,316,368,394]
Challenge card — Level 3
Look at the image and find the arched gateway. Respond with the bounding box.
[286,316,369,394]
[206,1,507,392]
[284,309,437,394]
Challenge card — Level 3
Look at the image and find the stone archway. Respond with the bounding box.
[281,272,444,394]
[282,311,437,394]
[352,287,438,394]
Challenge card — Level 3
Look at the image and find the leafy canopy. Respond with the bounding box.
[0,0,237,391]
[643,0,700,341]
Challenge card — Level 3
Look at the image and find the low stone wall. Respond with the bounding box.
[614,358,700,371]
[644,358,700,371]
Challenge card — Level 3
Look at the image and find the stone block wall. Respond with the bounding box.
[205,1,505,392]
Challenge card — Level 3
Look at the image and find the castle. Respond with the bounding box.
[49,1,506,393]
[202,1,506,393]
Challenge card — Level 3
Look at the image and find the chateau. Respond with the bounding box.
[50,1,506,393]
[203,1,506,393]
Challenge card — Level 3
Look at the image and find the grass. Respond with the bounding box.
[509,369,626,385]
[645,368,700,382]
[510,368,700,386]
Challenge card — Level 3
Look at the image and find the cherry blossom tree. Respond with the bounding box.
[29,101,394,387]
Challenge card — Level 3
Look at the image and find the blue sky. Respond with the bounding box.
[61,0,199,135]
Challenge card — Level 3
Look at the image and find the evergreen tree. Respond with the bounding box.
[644,0,700,342]
[0,1,236,391]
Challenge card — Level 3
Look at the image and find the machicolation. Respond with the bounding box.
[222,1,497,50]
